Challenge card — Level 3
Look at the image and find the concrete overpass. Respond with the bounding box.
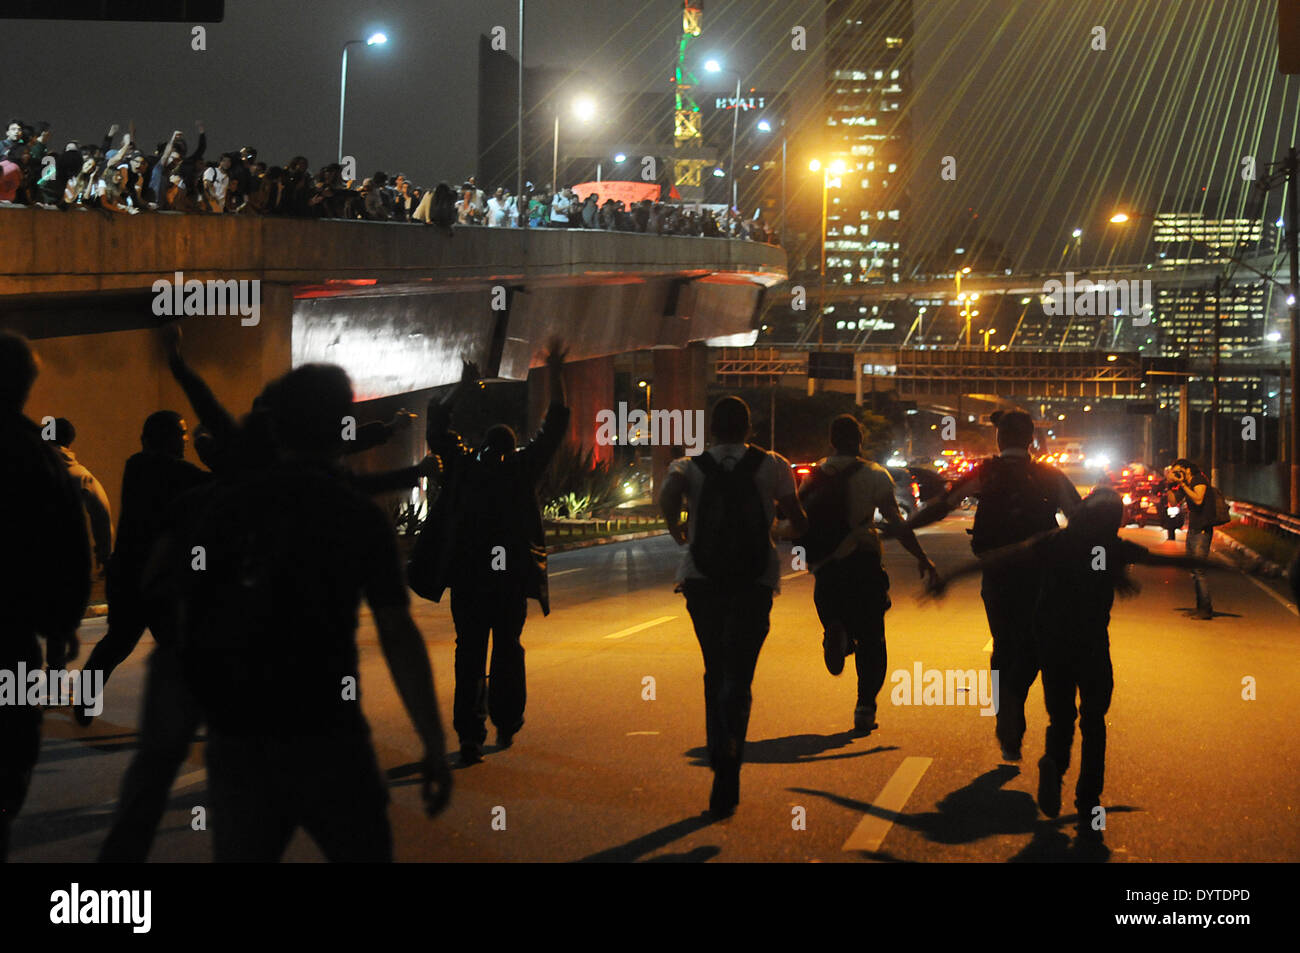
[0,208,785,506]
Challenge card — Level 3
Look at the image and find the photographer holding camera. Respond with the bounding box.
[1166,458,1216,619]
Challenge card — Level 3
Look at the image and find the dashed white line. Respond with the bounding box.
[603,616,677,639]
[982,637,993,652]
[841,756,932,853]
[549,568,585,577]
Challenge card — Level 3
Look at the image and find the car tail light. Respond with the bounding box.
[1122,494,1133,505]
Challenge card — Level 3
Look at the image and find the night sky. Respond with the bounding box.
[2,0,1294,267]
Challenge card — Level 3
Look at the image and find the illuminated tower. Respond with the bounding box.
[674,1,707,201]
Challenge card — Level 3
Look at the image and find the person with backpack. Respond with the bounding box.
[924,487,1231,845]
[905,409,1081,762]
[1166,458,1228,619]
[658,396,808,818]
[796,415,938,735]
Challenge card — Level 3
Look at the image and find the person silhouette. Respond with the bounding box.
[0,332,90,860]
[171,363,452,861]
[416,344,570,766]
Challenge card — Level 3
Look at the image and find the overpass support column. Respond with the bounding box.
[651,343,710,494]
[531,355,614,465]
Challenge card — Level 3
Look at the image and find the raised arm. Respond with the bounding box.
[161,323,239,454]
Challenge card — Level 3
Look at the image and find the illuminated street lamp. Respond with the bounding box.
[809,158,846,381]
[553,97,596,191]
[339,32,388,163]
[705,58,743,210]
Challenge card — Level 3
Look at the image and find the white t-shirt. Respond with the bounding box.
[668,443,797,591]
[203,166,229,203]
[486,196,508,227]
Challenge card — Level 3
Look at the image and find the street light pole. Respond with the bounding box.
[1285,147,1300,511]
[551,109,560,192]
[1212,274,1221,486]
[729,75,740,212]
[517,0,526,228]
[338,42,353,165]
[338,33,387,165]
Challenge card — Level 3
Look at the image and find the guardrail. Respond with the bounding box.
[1229,500,1300,537]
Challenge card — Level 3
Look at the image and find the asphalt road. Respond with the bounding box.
[12,517,1300,863]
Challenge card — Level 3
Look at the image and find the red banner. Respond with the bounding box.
[571,180,662,206]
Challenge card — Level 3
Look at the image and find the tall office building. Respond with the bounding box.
[822,0,913,288]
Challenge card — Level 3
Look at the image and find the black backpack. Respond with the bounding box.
[969,456,1061,555]
[690,447,771,585]
[796,460,865,564]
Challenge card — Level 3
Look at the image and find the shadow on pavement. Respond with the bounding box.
[575,811,719,863]
[685,734,899,766]
[792,767,1139,861]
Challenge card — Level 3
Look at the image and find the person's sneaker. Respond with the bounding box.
[459,744,484,766]
[1036,755,1062,818]
[822,622,848,676]
[72,702,94,728]
[1192,608,1214,620]
[999,740,1022,762]
[1075,809,1105,844]
[853,706,877,736]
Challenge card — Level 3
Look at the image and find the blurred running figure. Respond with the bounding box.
[926,488,1229,844]
[660,397,808,818]
[75,411,209,727]
[174,364,452,861]
[795,415,938,734]
[905,410,1080,762]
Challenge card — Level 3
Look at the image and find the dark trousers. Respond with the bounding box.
[1187,527,1213,613]
[0,632,42,861]
[450,585,528,747]
[98,644,202,862]
[981,569,1041,751]
[682,580,774,770]
[812,552,889,713]
[1039,638,1114,814]
[83,569,149,688]
[206,730,391,862]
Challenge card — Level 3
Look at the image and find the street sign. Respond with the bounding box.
[808,351,854,381]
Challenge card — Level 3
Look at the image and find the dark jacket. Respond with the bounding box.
[418,401,570,614]
[0,413,91,638]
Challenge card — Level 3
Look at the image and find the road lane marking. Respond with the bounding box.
[842,756,932,853]
[982,638,993,652]
[1245,574,1299,617]
[549,568,585,577]
[626,731,660,736]
[603,616,677,639]
[172,770,206,791]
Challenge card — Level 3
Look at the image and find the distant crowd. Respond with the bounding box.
[0,118,778,242]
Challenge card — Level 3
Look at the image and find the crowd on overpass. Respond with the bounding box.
[0,118,778,242]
